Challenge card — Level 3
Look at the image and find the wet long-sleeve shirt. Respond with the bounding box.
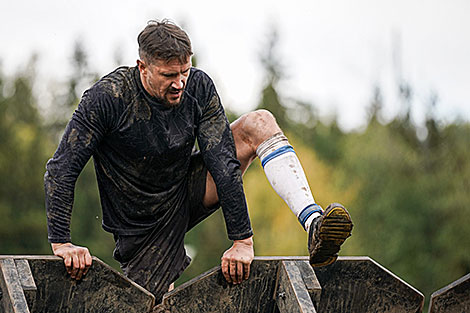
[45,66,253,242]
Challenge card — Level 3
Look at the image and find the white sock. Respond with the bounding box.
[304,213,319,234]
[257,133,323,231]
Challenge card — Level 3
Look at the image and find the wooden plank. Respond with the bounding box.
[314,256,424,313]
[275,261,317,313]
[14,260,36,310]
[428,273,470,313]
[160,259,280,312]
[26,256,155,313]
[296,261,321,307]
[14,260,36,291]
[0,256,155,313]
[0,258,30,313]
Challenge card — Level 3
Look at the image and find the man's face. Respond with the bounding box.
[138,56,191,107]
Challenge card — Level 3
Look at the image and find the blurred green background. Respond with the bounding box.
[0,26,469,310]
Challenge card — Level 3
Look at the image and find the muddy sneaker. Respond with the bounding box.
[308,203,353,267]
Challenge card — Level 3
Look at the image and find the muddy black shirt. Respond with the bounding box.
[45,66,253,242]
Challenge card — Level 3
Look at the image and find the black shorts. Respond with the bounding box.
[112,153,219,304]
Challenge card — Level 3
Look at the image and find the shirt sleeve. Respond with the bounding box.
[196,78,253,240]
[45,88,114,243]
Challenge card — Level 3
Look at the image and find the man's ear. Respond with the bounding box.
[137,59,146,74]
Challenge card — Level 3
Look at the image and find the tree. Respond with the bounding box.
[256,28,289,130]
[337,86,470,302]
[0,57,52,254]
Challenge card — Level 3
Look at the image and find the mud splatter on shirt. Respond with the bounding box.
[45,66,253,243]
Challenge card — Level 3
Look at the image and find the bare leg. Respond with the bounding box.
[203,110,282,207]
[203,108,319,227]
[203,109,352,271]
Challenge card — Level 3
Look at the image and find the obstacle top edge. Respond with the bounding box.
[430,272,470,298]
[0,255,62,260]
[0,255,369,260]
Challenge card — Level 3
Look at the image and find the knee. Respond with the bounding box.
[242,109,280,133]
[236,109,282,143]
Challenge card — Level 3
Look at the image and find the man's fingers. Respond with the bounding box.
[76,253,87,280]
[71,254,79,279]
[51,243,92,281]
[221,258,231,283]
[236,261,244,284]
[83,252,92,276]
[63,255,72,274]
[229,261,237,284]
[243,262,250,280]
[222,258,248,284]
[221,238,254,285]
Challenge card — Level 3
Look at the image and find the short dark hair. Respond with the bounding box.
[138,19,193,64]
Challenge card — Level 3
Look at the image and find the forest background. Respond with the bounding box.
[0,26,469,309]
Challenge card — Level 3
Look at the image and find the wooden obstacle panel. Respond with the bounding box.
[4,255,461,312]
[428,273,470,313]
[0,256,154,313]
[163,259,279,312]
[157,256,425,313]
[314,256,424,313]
[157,257,319,313]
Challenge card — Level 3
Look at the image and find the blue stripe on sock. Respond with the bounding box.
[261,145,295,168]
[298,204,323,230]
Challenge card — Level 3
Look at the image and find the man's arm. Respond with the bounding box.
[194,73,254,283]
[45,89,112,279]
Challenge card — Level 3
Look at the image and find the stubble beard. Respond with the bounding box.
[160,87,184,108]
[146,79,183,108]
[159,97,180,108]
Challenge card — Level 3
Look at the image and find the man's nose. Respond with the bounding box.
[171,76,185,89]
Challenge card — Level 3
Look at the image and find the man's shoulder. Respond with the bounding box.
[77,66,137,117]
[90,66,138,99]
[188,67,208,78]
[186,67,216,97]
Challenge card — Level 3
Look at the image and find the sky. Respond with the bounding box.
[1,0,469,130]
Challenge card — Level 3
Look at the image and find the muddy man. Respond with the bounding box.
[45,19,353,304]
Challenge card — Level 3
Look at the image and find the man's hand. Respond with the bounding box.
[221,236,254,284]
[51,242,92,280]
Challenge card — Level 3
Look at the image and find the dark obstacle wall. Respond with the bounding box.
[1,255,468,313]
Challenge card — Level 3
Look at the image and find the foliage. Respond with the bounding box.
[0,58,52,254]
[0,42,117,268]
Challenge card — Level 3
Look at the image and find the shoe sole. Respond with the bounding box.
[309,203,353,267]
